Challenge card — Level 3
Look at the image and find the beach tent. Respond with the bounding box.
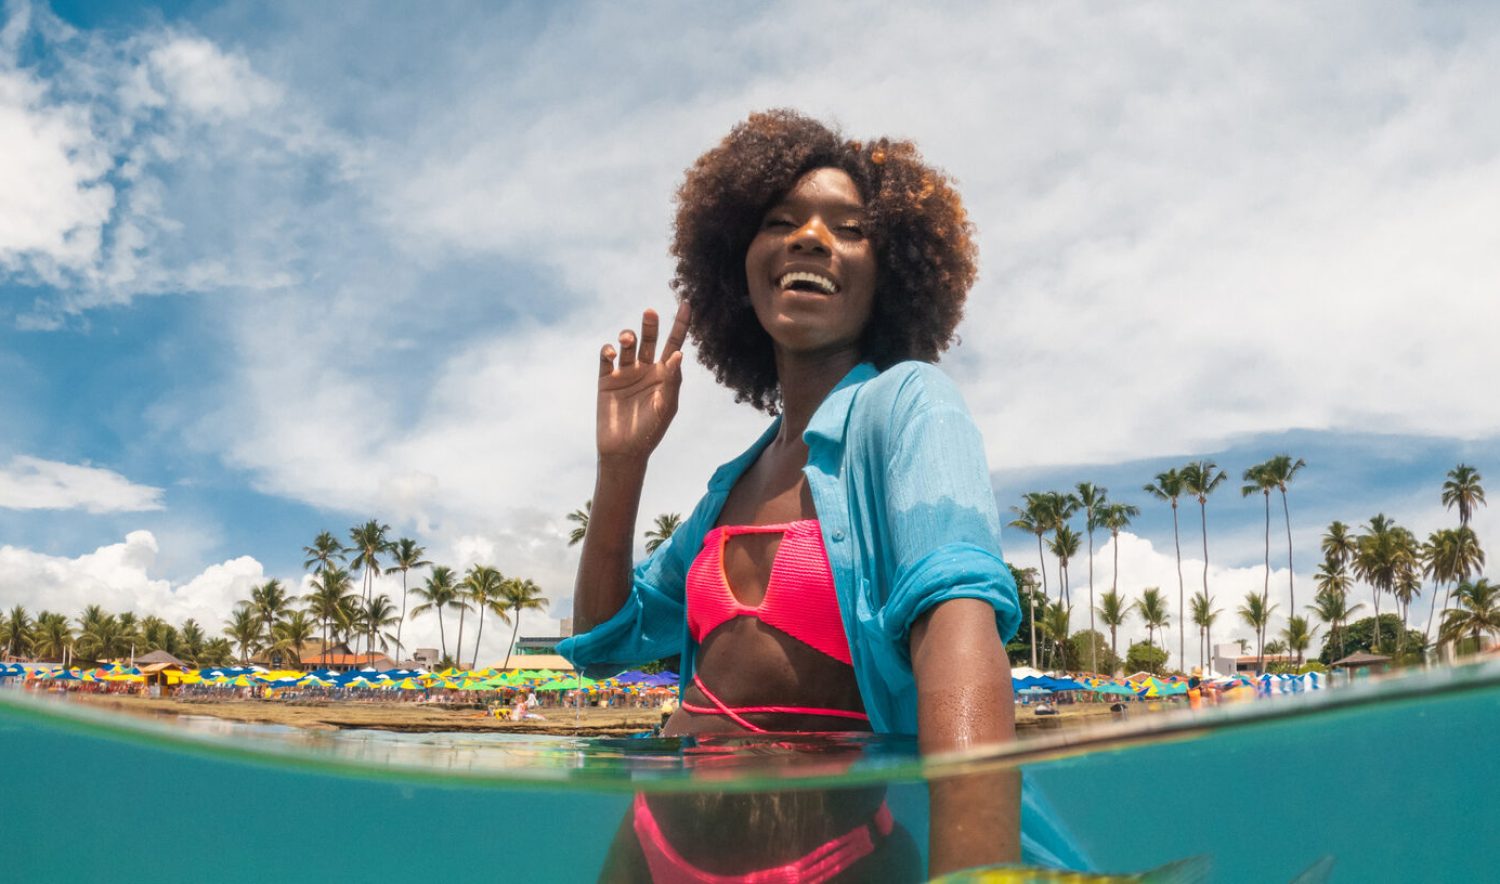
[537,676,597,691]
[1091,683,1136,696]
[1046,678,1088,692]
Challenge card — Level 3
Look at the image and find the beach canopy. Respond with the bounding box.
[1091,683,1136,696]
[537,676,596,691]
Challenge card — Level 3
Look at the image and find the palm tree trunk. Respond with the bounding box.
[1372,585,1382,655]
[1033,533,1048,670]
[472,608,486,670]
[1086,527,1097,673]
[504,608,522,671]
[1259,492,1270,674]
[396,570,408,665]
[437,614,448,664]
[1171,502,1184,673]
[455,608,467,672]
[1281,490,1296,626]
[1111,530,1121,659]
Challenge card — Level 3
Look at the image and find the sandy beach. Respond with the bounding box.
[61,692,1159,737]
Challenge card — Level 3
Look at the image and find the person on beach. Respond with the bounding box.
[562,110,1031,881]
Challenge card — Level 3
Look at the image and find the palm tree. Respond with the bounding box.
[461,565,506,669]
[1180,460,1227,673]
[223,608,262,664]
[1038,602,1072,670]
[1280,615,1317,666]
[1441,464,1486,528]
[1265,455,1308,619]
[384,538,431,663]
[200,638,233,667]
[32,612,72,661]
[271,611,317,668]
[348,520,393,660]
[179,620,207,665]
[1307,587,1361,661]
[302,531,347,572]
[76,607,124,663]
[1096,590,1134,659]
[1137,587,1170,652]
[566,500,592,547]
[1354,515,1417,655]
[644,513,683,554]
[500,578,550,670]
[1237,591,1277,672]
[1008,496,1054,669]
[1322,521,1359,571]
[1098,501,1140,628]
[1043,491,1080,605]
[1047,523,1082,628]
[1438,578,1500,655]
[304,566,355,667]
[1143,469,1187,670]
[360,595,402,657]
[1242,460,1279,654]
[411,566,460,663]
[450,567,480,670]
[1074,482,1108,674]
[1190,591,1221,672]
[1392,556,1424,659]
[1422,526,1485,655]
[2,605,33,658]
[246,579,292,647]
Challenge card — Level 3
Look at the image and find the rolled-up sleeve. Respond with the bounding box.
[878,370,1020,652]
[556,506,704,680]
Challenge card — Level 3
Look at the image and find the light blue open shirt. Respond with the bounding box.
[559,360,1021,735]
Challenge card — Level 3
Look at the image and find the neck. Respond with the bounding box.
[772,345,863,442]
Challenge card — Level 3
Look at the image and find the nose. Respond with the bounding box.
[788,216,833,255]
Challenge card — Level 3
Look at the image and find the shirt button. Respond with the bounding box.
[831,530,845,542]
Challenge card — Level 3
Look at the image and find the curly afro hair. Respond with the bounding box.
[671,109,978,413]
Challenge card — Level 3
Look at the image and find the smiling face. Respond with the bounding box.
[744,167,877,363]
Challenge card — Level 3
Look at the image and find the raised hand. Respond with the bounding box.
[596,301,690,462]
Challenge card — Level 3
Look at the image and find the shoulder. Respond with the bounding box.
[855,360,970,424]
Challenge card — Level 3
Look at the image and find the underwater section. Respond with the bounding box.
[2,661,1496,882]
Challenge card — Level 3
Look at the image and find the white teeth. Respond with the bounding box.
[778,271,838,294]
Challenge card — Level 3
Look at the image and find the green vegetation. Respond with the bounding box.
[1010,460,1496,676]
[1124,640,1168,676]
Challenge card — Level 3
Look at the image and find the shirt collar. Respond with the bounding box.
[803,361,878,448]
[706,361,878,491]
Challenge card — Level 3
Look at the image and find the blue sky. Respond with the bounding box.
[2,0,1497,666]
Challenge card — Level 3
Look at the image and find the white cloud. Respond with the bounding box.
[144,35,281,120]
[0,455,164,513]
[8,2,1500,635]
[0,530,260,627]
[0,67,115,278]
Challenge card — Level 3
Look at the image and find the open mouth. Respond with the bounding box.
[777,271,839,295]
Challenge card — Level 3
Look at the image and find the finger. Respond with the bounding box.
[617,329,637,369]
[662,301,691,359]
[637,309,660,364]
[599,343,616,377]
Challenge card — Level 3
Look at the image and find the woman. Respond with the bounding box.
[563,110,1024,880]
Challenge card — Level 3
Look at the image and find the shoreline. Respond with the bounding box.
[59,692,1157,737]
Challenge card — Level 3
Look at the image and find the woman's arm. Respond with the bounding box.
[911,598,1022,876]
[573,303,690,634]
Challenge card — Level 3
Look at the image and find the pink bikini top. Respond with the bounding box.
[686,519,852,665]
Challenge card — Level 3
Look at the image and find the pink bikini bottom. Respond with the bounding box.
[633,792,894,884]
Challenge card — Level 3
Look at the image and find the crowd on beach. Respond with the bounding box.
[0,661,681,714]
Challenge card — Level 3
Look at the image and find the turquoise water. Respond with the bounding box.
[2,662,1495,882]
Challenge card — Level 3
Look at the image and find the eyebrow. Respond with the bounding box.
[770,194,866,214]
